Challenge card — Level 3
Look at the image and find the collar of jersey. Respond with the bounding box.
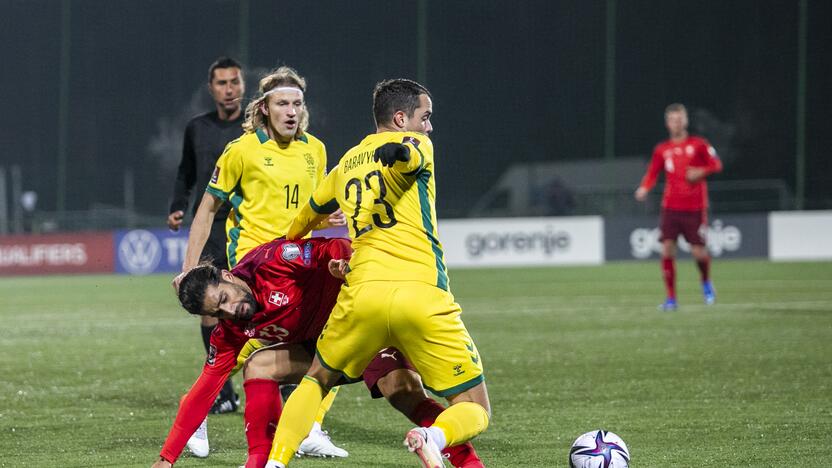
[255,128,308,145]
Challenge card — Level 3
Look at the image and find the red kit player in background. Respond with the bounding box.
[635,103,723,311]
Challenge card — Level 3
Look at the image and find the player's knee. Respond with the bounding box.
[448,382,492,419]
[378,369,424,400]
[379,370,426,415]
[306,360,342,390]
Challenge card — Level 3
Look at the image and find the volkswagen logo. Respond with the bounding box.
[118,230,162,274]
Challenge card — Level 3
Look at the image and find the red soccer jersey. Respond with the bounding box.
[159,237,350,463]
[639,135,722,211]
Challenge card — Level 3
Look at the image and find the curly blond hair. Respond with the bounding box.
[242,66,309,138]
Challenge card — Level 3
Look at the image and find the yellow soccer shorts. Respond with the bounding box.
[316,280,484,397]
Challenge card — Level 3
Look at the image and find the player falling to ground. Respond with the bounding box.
[152,237,483,468]
[635,103,723,311]
[265,79,491,468]
[176,66,347,458]
[167,56,245,420]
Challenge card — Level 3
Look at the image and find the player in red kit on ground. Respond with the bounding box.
[151,237,483,468]
[635,103,723,311]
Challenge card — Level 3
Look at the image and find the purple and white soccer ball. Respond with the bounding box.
[569,429,630,468]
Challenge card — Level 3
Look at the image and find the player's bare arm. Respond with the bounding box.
[287,202,330,240]
[178,192,224,285]
[634,187,649,202]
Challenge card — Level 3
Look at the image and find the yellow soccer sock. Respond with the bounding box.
[268,376,327,464]
[432,401,490,447]
[314,385,340,425]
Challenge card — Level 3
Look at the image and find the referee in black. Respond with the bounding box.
[167,57,245,414]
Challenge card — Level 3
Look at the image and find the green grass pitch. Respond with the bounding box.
[1,259,831,467]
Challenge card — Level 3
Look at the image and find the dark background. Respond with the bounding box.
[1,0,829,220]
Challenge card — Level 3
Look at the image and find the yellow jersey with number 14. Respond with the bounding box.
[297,131,448,289]
[206,128,326,267]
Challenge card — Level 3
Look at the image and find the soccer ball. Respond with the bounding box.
[569,429,630,468]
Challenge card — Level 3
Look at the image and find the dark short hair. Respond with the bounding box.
[208,56,243,83]
[178,264,222,315]
[372,79,431,127]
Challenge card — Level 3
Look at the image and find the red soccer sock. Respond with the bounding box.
[243,378,282,467]
[661,257,676,299]
[696,256,711,283]
[409,398,484,468]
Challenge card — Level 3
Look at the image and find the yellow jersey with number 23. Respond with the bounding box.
[292,131,448,290]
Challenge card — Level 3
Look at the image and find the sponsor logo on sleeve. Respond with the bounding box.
[302,242,312,265]
[708,145,718,158]
[210,166,220,183]
[280,243,301,261]
[402,136,420,147]
[206,344,217,366]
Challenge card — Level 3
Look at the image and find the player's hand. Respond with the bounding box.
[151,458,173,468]
[373,143,410,167]
[328,259,350,280]
[167,210,185,231]
[634,187,648,202]
[686,167,707,183]
[325,209,347,228]
[172,270,188,293]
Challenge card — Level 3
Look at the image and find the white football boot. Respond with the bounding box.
[404,427,446,468]
[186,417,210,458]
[297,421,349,458]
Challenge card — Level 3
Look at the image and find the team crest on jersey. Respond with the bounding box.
[281,243,301,261]
[210,166,220,184]
[269,290,289,306]
[206,344,217,366]
[685,145,695,156]
[304,153,315,166]
[302,242,313,265]
[402,136,420,147]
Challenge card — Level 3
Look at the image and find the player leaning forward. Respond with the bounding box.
[266,79,490,468]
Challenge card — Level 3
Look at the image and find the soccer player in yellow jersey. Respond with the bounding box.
[171,66,348,464]
[266,79,491,468]
[180,66,343,272]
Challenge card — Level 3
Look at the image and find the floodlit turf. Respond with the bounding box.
[1,259,831,467]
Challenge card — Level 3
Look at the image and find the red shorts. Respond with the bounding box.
[362,347,415,399]
[660,209,707,245]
